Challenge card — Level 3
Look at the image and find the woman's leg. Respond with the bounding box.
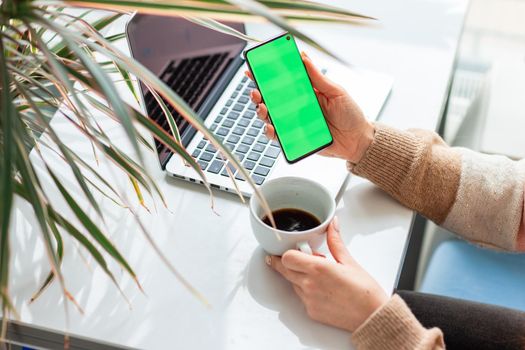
[397,290,525,350]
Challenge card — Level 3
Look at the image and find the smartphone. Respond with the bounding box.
[244,33,333,163]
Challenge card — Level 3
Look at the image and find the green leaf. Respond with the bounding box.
[48,11,122,59]
[132,107,206,181]
[13,114,71,313]
[115,62,139,102]
[91,12,124,31]
[100,143,153,193]
[8,63,61,103]
[30,214,64,302]
[46,168,138,283]
[39,138,127,208]
[145,87,182,144]
[79,91,154,151]
[37,17,144,164]
[59,0,373,66]
[129,176,150,212]
[13,184,128,302]
[69,83,165,205]
[0,36,17,316]
[63,0,372,22]
[44,11,135,103]
[40,89,162,208]
[227,0,349,64]
[15,79,105,218]
[51,211,133,300]
[105,32,126,42]
[46,8,93,56]
[185,16,261,42]
[259,0,375,20]
[26,23,95,136]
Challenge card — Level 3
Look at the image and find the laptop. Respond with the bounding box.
[126,15,393,198]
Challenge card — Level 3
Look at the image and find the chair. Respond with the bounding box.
[419,239,525,311]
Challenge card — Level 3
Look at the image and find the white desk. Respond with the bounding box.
[6,0,468,349]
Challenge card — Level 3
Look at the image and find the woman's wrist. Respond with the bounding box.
[346,122,375,164]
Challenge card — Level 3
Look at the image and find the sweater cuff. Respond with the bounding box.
[350,124,422,195]
[352,295,436,350]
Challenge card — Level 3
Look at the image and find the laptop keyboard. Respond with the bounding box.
[144,52,231,155]
[144,53,281,186]
[191,76,281,185]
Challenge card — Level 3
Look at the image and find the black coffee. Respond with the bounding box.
[262,208,321,232]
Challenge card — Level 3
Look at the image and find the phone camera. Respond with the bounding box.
[286,36,290,40]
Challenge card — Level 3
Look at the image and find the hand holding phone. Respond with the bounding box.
[244,33,333,163]
[247,47,375,165]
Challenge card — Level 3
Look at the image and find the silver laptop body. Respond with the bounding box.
[126,15,392,198]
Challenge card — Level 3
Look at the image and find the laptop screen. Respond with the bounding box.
[127,15,246,167]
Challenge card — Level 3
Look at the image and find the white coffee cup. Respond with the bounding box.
[249,177,336,256]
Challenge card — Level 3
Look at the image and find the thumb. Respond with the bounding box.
[302,52,342,97]
[327,216,355,265]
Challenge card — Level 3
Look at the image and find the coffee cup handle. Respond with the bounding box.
[296,241,313,255]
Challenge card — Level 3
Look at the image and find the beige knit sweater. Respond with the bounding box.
[349,124,525,350]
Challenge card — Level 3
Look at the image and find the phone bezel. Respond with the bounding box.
[243,33,333,164]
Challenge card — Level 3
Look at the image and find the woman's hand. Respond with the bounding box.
[266,217,388,332]
[247,52,375,164]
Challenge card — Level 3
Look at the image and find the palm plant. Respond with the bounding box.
[0,0,372,334]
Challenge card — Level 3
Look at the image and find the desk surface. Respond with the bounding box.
[7,1,468,349]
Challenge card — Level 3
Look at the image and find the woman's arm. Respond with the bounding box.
[352,294,445,350]
[351,124,525,252]
[249,52,525,251]
[348,125,525,348]
[248,54,525,349]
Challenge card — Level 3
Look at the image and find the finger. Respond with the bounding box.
[326,216,356,265]
[281,249,323,273]
[264,124,276,140]
[268,255,306,285]
[250,89,262,104]
[313,252,326,258]
[244,70,254,80]
[301,52,342,97]
[256,103,268,121]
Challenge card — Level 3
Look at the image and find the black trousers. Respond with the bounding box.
[397,291,525,350]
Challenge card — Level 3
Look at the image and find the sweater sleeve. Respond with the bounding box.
[352,295,445,350]
[351,123,525,252]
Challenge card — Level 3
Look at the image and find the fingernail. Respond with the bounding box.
[265,255,272,266]
[301,51,310,60]
[333,216,340,232]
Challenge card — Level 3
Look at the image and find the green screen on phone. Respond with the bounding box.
[245,34,332,163]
